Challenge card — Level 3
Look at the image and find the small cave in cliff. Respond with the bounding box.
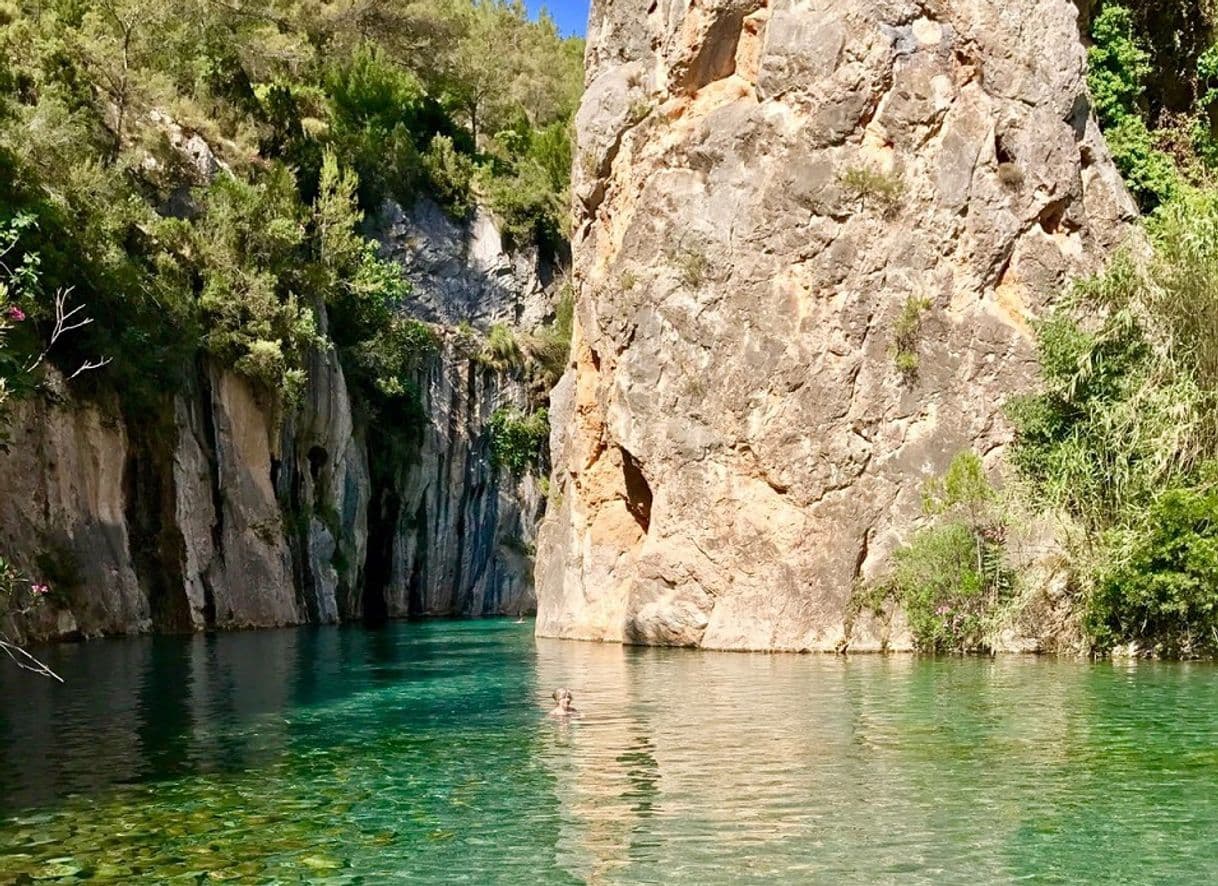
[307,446,328,483]
[620,447,653,534]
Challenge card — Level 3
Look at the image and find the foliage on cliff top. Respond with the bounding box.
[0,0,581,413]
[1085,2,1218,209]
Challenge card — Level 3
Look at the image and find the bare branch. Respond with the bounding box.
[69,357,113,379]
[0,639,63,683]
[23,287,110,376]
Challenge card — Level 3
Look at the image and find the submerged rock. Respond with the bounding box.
[536,0,1135,650]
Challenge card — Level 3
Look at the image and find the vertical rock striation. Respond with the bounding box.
[537,0,1135,650]
[0,202,553,642]
[375,337,544,620]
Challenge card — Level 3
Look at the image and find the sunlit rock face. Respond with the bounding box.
[536,0,1135,651]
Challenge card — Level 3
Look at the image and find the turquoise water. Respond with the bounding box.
[2,621,1218,883]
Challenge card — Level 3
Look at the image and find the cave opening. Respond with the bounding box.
[307,446,328,484]
[620,446,653,534]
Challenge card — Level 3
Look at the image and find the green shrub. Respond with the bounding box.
[489,407,549,474]
[673,247,709,288]
[1105,114,1181,210]
[526,284,574,389]
[350,317,438,401]
[860,452,1013,652]
[1007,189,1218,655]
[1089,483,1218,656]
[481,119,572,249]
[194,166,324,402]
[423,135,475,218]
[1087,5,1152,127]
[1086,6,1182,210]
[890,295,931,382]
[1007,192,1218,534]
[839,165,905,216]
[481,323,523,370]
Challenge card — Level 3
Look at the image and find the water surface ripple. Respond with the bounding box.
[1,621,1217,883]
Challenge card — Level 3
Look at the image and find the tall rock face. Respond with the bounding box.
[0,202,552,643]
[537,0,1136,650]
[373,336,544,620]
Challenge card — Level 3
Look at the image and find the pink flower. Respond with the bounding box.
[935,605,951,616]
[4,305,25,322]
[30,583,49,596]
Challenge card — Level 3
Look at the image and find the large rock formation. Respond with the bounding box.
[0,203,553,642]
[536,0,1136,650]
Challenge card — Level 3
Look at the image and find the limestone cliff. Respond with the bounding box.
[536,0,1136,650]
[0,202,553,642]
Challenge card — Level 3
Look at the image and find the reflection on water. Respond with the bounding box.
[1,623,1218,882]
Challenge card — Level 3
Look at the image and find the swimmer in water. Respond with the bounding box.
[548,687,579,718]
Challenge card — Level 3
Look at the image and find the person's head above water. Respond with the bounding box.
[550,687,576,715]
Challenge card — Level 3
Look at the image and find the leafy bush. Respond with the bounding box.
[890,295,931,382]
[860,452,1013,652]
[1104,114,1181,210]
[672,246,709,288]
[423,135,476,218]
[194,166,324,402]
[489,407,549,474]
[839,165,904,216]
[481,119,572,249]
[1088,5,1152,127]
[526,284,574,389]
[1087,5,1181,210]
[481,323,523,370]
[1008,190,1218,533]
[1089,483,1218,656]
[1007,188,1218,655]
[0,0,582,427]
[350,318,438,402]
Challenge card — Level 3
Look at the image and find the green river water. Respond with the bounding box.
[1,620,1217,883]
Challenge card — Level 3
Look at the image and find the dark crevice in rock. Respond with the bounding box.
[198,371,223,630]
[620,446,653,534]
[994,131,1015,165]
[307,446,328,483]
[362,484,397,626]
[123,420,193,633]
[1038,197,1072,234]
[407,500,428,616]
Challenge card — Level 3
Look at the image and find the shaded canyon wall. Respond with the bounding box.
[0,200,551,641]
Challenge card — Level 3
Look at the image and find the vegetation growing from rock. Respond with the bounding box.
[890,294,931,382]
[489,406,549,474]
[1085,1,1218,210]
[526,283,574,389]
[859,452,1014,653]
[1008,187,1218,655]
[838,165,904,217]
